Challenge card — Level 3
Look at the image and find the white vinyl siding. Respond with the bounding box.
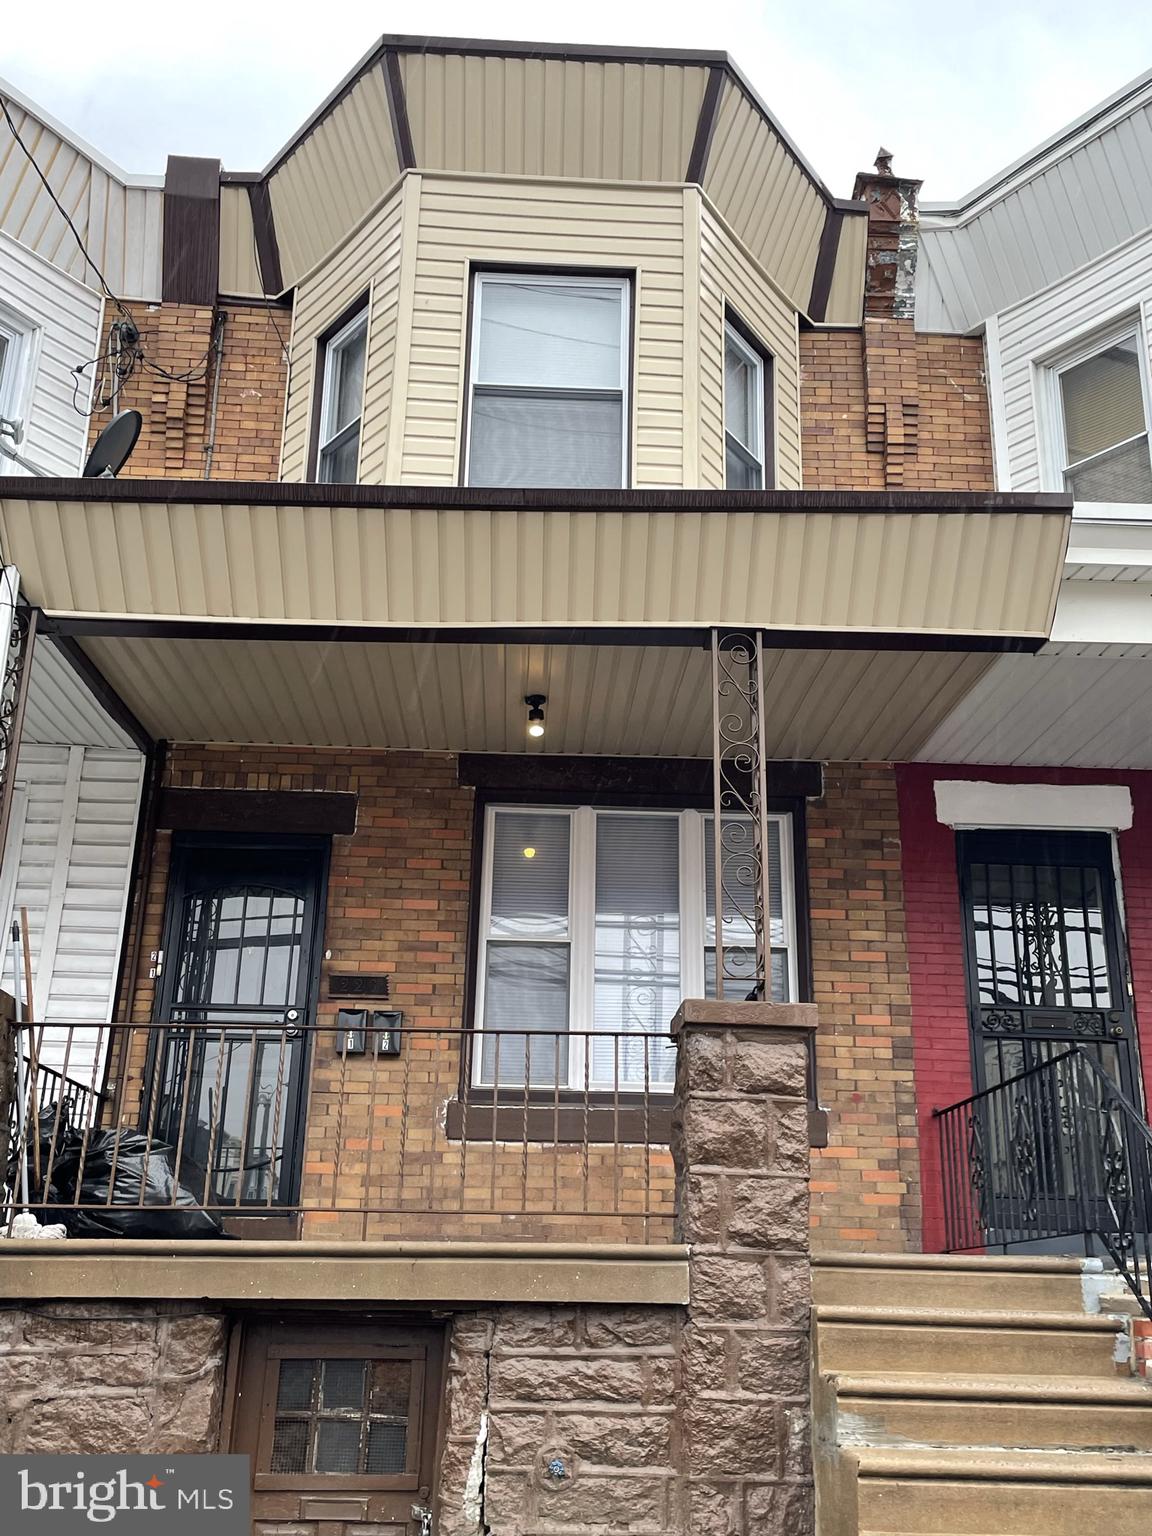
[476,804,796,1089]
[0,230,103,477]
[0,744,144,1079]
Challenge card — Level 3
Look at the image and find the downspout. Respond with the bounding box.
[202,310,227,479]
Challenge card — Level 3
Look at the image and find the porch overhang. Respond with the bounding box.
[0,480,1071,643]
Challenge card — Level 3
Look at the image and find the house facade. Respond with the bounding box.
[1,36,1151,1536]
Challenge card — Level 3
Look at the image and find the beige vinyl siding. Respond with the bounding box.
[218,184,263,297]
[266,63,400,290]
[401,175,688,487]
[698,204,802,489]
[280,187,404,482]
[400,53,708,183]
[0,94,161,300]
[702,79,826,316]
[0,494,1070,640]
[825,210,867,326]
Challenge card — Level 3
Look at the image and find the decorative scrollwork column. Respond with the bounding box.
[0,595,35,867]
[711,629,771,999]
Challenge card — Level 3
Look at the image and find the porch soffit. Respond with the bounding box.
[76,636,996,762]
[0,487,1071,642]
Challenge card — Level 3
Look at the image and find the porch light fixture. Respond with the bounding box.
[525,694,546,738]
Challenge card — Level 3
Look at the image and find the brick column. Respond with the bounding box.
[672,999,817,1536]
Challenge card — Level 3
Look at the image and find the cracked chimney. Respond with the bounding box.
[852,147,922,321]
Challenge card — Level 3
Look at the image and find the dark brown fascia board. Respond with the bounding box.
[157,787,357,836]
[246,180,284,296]
[162,155,222,306]
[0,477,1073,515]
[46,631,154,752]
[382,49,416,171]
[219,34,870,215]
[685,66,725,184]
[49,620,1044,656]
[807,209,845,323]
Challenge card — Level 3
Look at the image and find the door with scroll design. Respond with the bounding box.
[232,1319,444,1535]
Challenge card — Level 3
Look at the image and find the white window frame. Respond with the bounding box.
[0,304,37,477]
[1040,313,1152,509]
[723,317,768,490]
[315,307,368,485]
[464,271,631,489]
[474,803,798,1091]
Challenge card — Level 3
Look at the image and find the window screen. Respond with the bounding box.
[270,1356,412,1477]
[467,277,627,488]
[1059,334,1152,503]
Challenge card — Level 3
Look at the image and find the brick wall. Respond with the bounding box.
[799,328,994,491]
[895,762,1152,1251]
[87,300,289,480]
[118,744,673,1244]
[807,764,920,1252]
[0,1302,225,1453]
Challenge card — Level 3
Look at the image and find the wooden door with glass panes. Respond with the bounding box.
[233,1320,443,1535]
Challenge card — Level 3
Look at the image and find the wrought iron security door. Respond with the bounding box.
[150,840,326,1209]
[958,829,1142,1241]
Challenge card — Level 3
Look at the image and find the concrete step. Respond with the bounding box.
[815,1307,1125,1378]
[813,1253,1095,1315]
[829,1370,1152,1451]
[853,1447,1152,1536]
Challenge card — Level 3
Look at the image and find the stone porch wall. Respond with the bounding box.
[0,1301,226,1453]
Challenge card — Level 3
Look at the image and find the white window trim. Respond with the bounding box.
[316,307,368,484]
[464,271,631,489]
[723,318,767,489]
[474,802,797,1090]
[0,302,38,477]
[934,779,1133,832]
[1038,312,1152,500]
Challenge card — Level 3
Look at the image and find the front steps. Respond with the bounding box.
[813,1254,1152,1536]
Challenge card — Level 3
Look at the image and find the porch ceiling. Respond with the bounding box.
[0,483,1071,643]
[77,635,996,760]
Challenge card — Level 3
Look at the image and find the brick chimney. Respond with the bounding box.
[851,148,924,484]
[852,147,923,320]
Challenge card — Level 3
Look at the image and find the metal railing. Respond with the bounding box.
[936,1047,1152,1318]
[3,1021,677,1243]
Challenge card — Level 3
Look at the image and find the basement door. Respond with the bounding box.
[232,1319,443,1535]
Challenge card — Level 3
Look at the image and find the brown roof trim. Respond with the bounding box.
[247,180,283,296]
[807,209,844,322]
[229,34,871,214]
[162,155,221,305]
[48,632,153,752]
[686,66,725,184]
[382,48,416,170]
[2,476,1072,515]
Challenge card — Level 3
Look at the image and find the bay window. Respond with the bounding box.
[476,804,797,1090]
[465,273,629,488]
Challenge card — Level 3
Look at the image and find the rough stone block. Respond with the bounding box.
[687,1400,779,1478]
[726,1177,809,1250]
[490,1356,646,1405]
[771,1103,810,1175]
[768,1256,812,1327]
[21,1314,154,1349]
[478,1468,531,1534]
[782,1403,813,1479]
[743,1481,814,1535]
[686,1480,742,1536]
[681,1031,728,1091]
[729,1037,808,1098]
[678,1172,722,1244]
[447,1355,490,1436]
[733,1333,808,1397]
[492,1305,577,1350]
[17,1394,153,1454]
[487,1411,548,1466]
[160,1314,226,1377]
[450,1311,496,1351]
[551,1411,673,1466]
[680,1327,729,1396]
[680,1099,772,1170]
[535,1473,668,1527]
[689,1257,769,1322]
[153,1373,220,1453]
[582,1306,676,1350]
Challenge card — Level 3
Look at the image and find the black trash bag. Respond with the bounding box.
[50,1125,228,1239]
[6,1101,82,1205]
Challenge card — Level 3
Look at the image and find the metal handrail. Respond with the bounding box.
[935,1046,1152,1318]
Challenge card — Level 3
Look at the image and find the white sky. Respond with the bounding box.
[4,0,1152,199]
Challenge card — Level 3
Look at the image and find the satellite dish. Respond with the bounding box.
[82,409,142,478]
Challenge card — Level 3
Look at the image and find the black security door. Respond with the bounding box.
[959,830,1139,1099]
[149,838,327,1209]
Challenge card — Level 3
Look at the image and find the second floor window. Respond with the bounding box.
[466,274,629,488]
[724,319,769,489]
[1055,329,1152,503]
[317,308,367,484]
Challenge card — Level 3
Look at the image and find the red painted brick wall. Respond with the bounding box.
[895,763,1152,1251]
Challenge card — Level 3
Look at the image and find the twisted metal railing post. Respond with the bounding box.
[711,629,771,998]
[0,582,34,873]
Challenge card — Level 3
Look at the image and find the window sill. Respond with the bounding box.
[444,1097,672,1145]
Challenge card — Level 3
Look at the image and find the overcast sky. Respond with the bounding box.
[4,1,1152,200]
